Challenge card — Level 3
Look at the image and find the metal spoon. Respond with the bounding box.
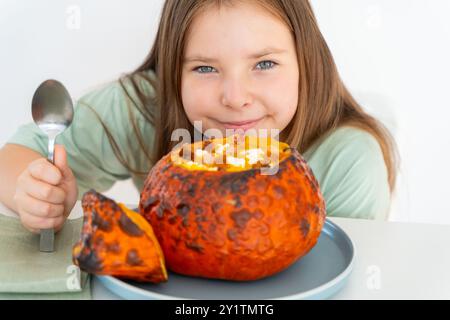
[31,79,74,252]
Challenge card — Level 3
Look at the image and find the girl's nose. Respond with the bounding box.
[221,76,253,110]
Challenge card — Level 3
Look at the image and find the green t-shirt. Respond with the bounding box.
[6,70,391,221]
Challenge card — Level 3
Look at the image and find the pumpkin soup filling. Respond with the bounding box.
[171,134,291,171]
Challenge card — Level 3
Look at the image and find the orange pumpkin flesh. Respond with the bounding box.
[72,190,167,283]
[140,134,326,281]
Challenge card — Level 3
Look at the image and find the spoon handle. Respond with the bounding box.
[40,137,56,252]
[40,228,55,252]
[47,136,55,163]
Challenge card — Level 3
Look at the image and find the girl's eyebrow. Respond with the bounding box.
[184,47,287,63]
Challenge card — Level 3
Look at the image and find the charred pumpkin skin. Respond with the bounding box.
[73,190,167,283]
[139,142,326,281]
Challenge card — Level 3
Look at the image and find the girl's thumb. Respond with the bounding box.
[54,144,74,179]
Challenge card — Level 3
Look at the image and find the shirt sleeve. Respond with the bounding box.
[303,127,391,220]
[6,72,156,199]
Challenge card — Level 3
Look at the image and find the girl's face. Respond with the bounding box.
[181,1,299,137]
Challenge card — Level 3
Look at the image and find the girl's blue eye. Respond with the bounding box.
[194,66,216,74]
[255,60,277,70]
[193,60,277,74]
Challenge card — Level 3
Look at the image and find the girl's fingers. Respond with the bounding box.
[19,211,65,232]
[54,145,75,180]
[27,158,62,185]
[19,173,66,204]
[21,223,39,234]
[18,194,65,218]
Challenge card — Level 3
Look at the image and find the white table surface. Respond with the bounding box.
[1,201,450,299]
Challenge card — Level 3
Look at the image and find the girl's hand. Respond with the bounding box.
[13,145,78,234]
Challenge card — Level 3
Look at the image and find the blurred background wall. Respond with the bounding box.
[1,0,449,224]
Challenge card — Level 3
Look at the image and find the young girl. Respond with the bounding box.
[0,0,398,233]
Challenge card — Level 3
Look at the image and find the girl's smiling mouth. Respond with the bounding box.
[219,116,266,131]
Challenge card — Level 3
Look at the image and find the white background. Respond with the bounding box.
[0,0,449,225]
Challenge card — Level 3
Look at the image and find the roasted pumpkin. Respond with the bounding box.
[139,134,326,281]
[72,190,167,283]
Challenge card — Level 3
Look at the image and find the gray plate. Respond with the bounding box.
[97,219,355,300]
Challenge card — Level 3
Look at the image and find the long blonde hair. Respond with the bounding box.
[99,0,399,192]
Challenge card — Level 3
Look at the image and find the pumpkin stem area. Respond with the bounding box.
[170,134,292,172]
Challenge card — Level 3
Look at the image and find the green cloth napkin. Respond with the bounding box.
[0,214,91,300]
